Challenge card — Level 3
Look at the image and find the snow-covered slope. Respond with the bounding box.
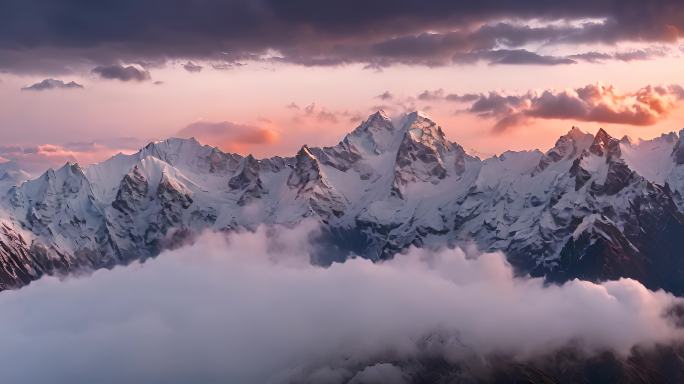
[2,111,684,294]
[0,162,30,195]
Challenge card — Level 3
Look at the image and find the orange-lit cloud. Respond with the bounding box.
[0,139,141,174]
[462,83,684,131]
[177,121,279,154]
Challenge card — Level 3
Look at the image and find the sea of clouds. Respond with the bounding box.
[0,221,682,383]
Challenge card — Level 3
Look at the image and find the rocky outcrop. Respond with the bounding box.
[228,155,264,205]
[288,146,347,219]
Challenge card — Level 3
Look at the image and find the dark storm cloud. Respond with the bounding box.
[0,0,682,72]
[368,31,484,66]
[91,65,151,81]
[21,78,83,91]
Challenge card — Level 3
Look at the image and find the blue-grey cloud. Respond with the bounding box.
[182,61,203,73]
[92,65,151,82]
[569,47,671,63]
[376,91,394,101]
[484,49,577,65]
[21,78,83,91]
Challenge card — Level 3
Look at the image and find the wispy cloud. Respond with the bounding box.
[376,91,394,101]
[21,78,83,91]
[287,102,363,125]
[569,47,672,63]
[0,138,141,174]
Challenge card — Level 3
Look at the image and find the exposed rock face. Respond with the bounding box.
[0,223,34,290]
[3,111,684,294]
[389,112,471,198]
[228,155,264,205]
[673,129,684,165]
[288,146,347,219]
[112,165,149,214]
[393,113,449,192]
[536,126,594,173]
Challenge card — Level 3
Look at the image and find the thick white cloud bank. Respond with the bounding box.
[0,222,683,384]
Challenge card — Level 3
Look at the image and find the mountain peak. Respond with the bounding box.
[351,111,394,133]
[140,137,205,163]
[401,111,451,155]
[228,154,263,202]
[36,162,86,185]
[296,145,316,160]
[368,109,390,122]
[567,126,588,139]
[289,145,323,189]
[139,136,234,174]
[405,110,431,120]
[392,111,454,196]
[60,161,84,175]
[144,137,201,151]
[619,135,633,145]
[562,127,594,145]
[593,128,613,143]
[401,110,435,129]
[590,128,620,157]
[0,161,30,187]
[536,126,594,172]
[344,111,396,155]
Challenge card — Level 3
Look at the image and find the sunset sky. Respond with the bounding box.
[1,0,683,173]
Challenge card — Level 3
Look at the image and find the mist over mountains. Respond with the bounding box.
[1,224,683,384]
[2,110,684,294]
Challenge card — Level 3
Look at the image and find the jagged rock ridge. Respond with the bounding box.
[2,111,684,294]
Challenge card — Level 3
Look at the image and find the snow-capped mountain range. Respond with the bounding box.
[2,110,684,293]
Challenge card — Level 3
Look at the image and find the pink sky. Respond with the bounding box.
[1,52,683,173]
